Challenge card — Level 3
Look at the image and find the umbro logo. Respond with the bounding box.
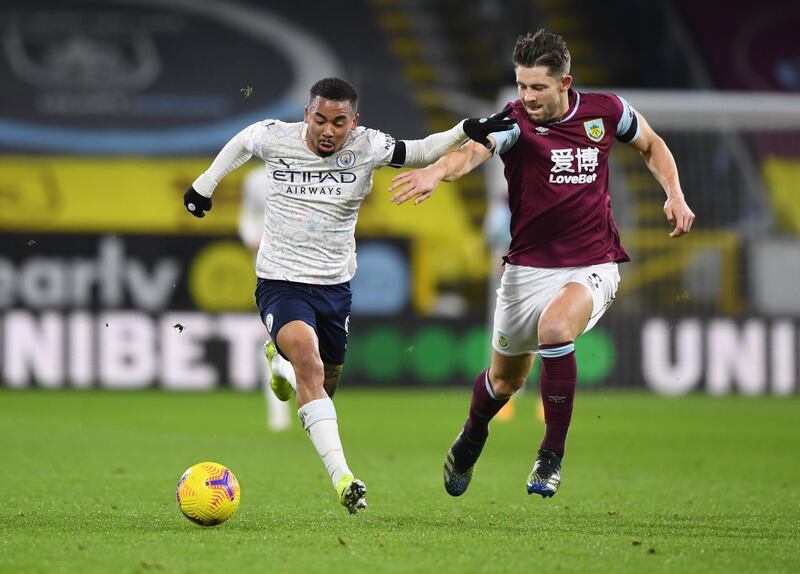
[535,127,549,136]
[547,395,566,403]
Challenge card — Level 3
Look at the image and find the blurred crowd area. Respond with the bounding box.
[0,0,798,393]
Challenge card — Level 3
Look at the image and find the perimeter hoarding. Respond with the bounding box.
[1,232,797,394]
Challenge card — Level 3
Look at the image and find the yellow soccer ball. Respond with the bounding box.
[176,462,241,526]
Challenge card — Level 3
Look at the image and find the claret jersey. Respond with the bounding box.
[492,89,640,268]
[236,120,397,285]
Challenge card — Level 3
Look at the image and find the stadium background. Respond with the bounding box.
[1,0,798,396]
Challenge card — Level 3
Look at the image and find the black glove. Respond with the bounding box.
[463,107,516,149]
[183,186,212,218]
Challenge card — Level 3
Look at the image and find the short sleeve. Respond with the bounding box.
[366,128,397,168]
[614,96,640,143]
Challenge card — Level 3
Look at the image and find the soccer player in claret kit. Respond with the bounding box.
[390,29,695,498]
[182,78,506,513]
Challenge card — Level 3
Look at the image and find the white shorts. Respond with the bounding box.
[492,262,620,356]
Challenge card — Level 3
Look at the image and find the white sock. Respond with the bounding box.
[297,398,351,488]
[273,353,297,391]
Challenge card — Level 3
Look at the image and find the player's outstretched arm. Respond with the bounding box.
[462,107,516,149]
[629,112,695,237]
[399,107,515,168]
[389,140,492,205]
[184,126,256,218]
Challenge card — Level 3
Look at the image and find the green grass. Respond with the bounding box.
[2,389,798,573]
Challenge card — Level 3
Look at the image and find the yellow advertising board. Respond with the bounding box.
[0,157,244,234]
[0,156,489,313]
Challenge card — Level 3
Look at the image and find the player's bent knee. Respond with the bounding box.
[490,375,525,398]
[291,354,325,382]
[537,319,574,345]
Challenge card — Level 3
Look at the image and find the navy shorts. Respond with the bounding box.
[255,278,351,365]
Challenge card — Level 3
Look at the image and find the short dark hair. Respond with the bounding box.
[512,29,570,76]
[309,78,359,112]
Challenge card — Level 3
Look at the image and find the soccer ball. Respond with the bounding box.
[176,462,241,526]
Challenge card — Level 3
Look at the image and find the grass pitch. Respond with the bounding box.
[2,388,798,573]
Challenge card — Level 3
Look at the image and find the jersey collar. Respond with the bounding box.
[556,89,580,124]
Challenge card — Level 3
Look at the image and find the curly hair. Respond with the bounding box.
[309,78,359,111]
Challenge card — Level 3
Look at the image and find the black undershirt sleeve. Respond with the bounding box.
[388,140,406,168]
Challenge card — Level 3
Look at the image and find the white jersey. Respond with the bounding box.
[214,120,396,284]
[193,117,467,284]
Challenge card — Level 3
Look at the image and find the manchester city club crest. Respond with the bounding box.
[336,150,356,168]
[583,118,605,142]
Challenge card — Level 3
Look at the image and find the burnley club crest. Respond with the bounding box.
[583,118,605,142]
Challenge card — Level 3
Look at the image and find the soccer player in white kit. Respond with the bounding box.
[183,78,506,513]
